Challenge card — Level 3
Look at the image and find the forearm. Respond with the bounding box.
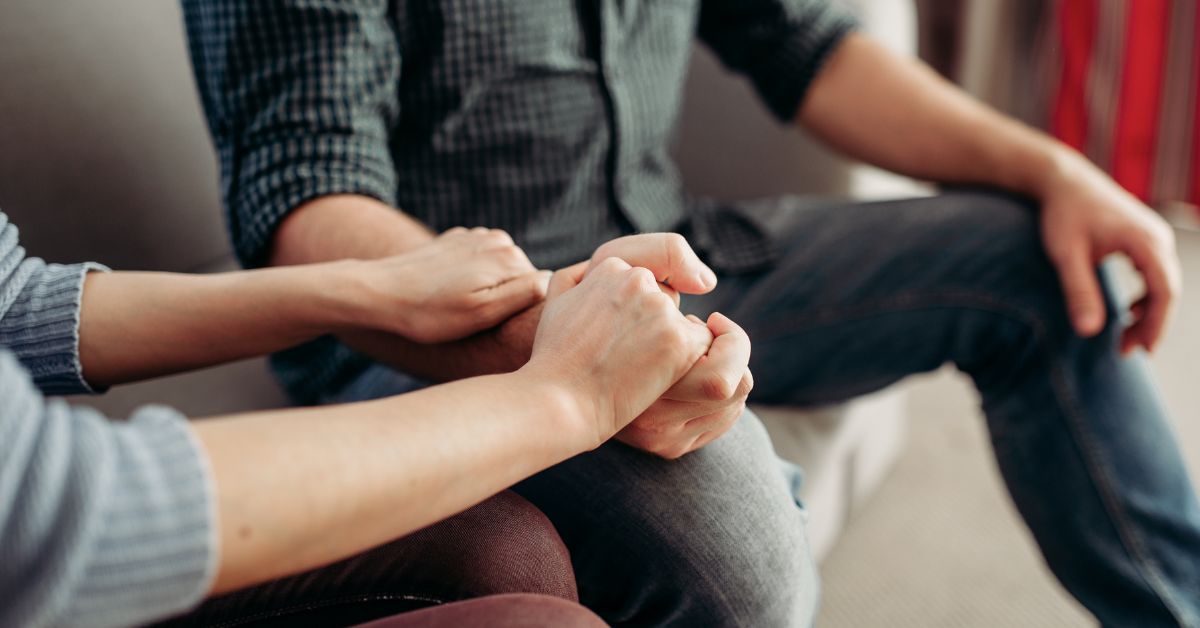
[798,33,1076,198]
[79,262,366,388]
[194,370,584,595]
[271,194,435,265]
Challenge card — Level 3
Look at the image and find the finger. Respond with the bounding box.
[660,282,681,307]
[547,262,589,299]
[680,316,718,371]
[479,270,552,319]
[1052,241,1106,337]
[1121,234,1179,353]
[589,234,718,295]
[665,312,752,401]
[652,405,745,460]
[682,406,745,454]
[1120,295,1149,355]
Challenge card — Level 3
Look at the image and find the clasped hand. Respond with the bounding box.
[526,234,753,458]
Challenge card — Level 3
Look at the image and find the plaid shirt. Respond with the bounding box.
[184,0,856,401]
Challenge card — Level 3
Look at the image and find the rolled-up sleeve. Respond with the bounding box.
[183,0,401,267]
[0,214,108,395]
[697,0,858,122]
[0,351,217,628]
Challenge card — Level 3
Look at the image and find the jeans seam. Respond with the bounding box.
[751,289,1190,625]
[207,592,447,628]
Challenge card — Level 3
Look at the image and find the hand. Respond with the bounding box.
[353,228,550,344]
[616,312,753,459]
[482,232,724,374]
[583,233,753,459]
[588,233,719,298]
[523,259,714,449]
[1038,154,1182,353]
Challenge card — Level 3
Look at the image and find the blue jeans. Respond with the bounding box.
[330,191,1200,627]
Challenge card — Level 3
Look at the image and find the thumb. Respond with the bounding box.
[590,234,717,295]
[485,270,552,312]
[1054,243,1106,337]
[547,262,588,299]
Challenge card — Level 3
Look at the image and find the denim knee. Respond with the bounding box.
[641,418,820,627]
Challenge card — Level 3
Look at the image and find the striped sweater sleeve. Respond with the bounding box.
[0,351,218,628]
[0,212,108,395]
[0,213,218,626]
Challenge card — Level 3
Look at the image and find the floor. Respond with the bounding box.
[816,226,1200,627]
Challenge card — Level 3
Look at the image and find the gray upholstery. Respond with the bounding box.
[0,1,225,273]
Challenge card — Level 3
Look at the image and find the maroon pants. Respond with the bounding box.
[155,492,599,628]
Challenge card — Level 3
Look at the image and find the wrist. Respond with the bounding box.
[308,260,390,333]
[1014,138,1091,200]
[510,365,604,453]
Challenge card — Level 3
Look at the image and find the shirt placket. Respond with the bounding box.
[597,0,641,230]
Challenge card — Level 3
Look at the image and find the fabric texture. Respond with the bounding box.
[182,0,857,403]
[327,372,820,628]
[159,491,581,628]
[354,594,607,628]
[0,211,218,628]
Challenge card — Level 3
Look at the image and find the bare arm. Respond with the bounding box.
[196,371,581,594]
[797,33,1060,194]
[79,226,548,388]
[798,33,1181,352]
[198,255,713,594]
[79,264,359,388]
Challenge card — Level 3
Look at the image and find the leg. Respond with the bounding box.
[686,191,1200,627]
[327,364,820,627]
[324,360,820,624]
[515,412,818,627]
[156,491,576,628]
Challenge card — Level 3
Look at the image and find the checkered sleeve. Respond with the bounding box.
[182,0,401,267]
[697,0,858,123]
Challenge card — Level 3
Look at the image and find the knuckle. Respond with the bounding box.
[629,266,657,286]
[664,232,689,256]
[494,244,529,265]
[701,373,735,401]
[487,229,516,247]
[594,256,627,275]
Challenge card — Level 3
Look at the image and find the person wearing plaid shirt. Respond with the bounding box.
[183,1,1200,627]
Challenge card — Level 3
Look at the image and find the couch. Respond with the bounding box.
[0,0,918,614]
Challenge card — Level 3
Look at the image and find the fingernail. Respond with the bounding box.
[1076,311,1100,334]
[701,267,717,289]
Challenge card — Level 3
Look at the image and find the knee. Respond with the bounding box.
[932,192,1084,338]
[399,491,578,602]
[670,499,819,627]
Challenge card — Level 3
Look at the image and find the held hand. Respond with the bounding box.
[355,228,550,344]
[584,233,753,458]
[616,312,753,459]
[1039,155,1182,353]
[587,233,719,299]
[522,259,715,450]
